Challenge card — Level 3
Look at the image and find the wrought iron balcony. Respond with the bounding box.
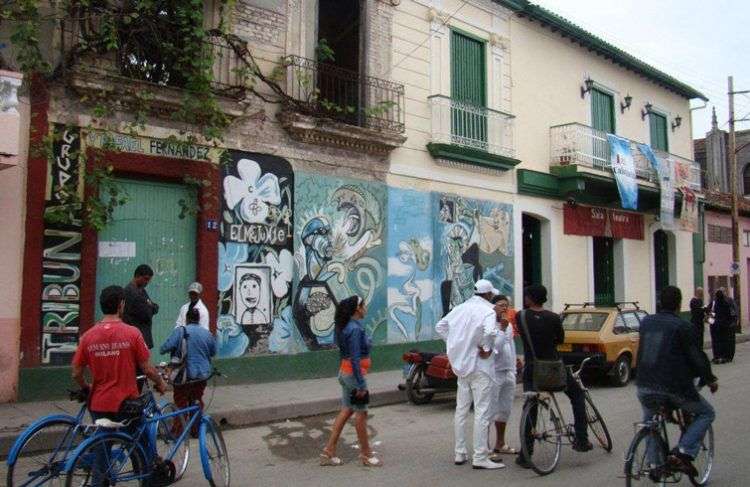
[284,55,405,134]
[550,122,702,192]
[428,95,515,159]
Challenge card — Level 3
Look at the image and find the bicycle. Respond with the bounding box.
[623,405,713,486]
[60,373,229,487]
[6,379,185,487]
[518,357,613,475]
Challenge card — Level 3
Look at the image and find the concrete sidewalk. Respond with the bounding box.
[2,333,747,457]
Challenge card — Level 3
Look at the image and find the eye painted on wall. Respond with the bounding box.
[343,206,362,236]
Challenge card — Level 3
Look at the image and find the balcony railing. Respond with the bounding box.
[550,122,702,192]
[429,95,515,159]
[284,55,405,133]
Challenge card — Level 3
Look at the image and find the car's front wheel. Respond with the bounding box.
[610,354,632,387]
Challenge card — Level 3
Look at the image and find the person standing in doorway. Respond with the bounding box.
[435,279,504,470]
[489,295,518,460]
[175,282,210,331]
[689,287,705,350]
[320,296,381,467]
[123,264,159,349]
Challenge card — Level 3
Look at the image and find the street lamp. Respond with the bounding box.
[580,77,594,98]
[641,102,653,120]
[671,115,682,131]
[620,94,633,113]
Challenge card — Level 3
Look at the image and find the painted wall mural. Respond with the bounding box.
[218,151,294,356]
[41,124,83,365]
[292,174,388,350]
[215,157,515,358]
[434,194,514,317]
[387,188,435,343]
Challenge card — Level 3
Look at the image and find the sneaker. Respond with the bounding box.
[472,458,507,470]
[515,456,532,469]
[454,453,468,465]
[572,440,593,452]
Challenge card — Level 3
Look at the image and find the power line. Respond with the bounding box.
[389,0,469,75]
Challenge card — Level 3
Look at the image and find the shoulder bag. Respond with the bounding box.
[518,309,567,392]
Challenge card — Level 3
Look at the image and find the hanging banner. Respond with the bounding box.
[679,187,698,233]
[564,205,644,240]
[607,134,638,210]
[638,144,674,230]
[673,160,692,190]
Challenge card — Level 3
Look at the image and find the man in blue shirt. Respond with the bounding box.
[636,286,718,477]
[161,308,216,419]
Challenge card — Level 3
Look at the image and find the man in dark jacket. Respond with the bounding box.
[637,286,718,476]
[689,287,705,349]
[123,264,159,349]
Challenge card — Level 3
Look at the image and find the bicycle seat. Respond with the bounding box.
[94,418,127,429]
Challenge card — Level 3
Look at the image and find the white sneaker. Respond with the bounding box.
[454,453,468,465]
[473,458,507,470]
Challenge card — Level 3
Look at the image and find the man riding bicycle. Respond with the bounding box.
[636,286,718,477]
[72,285,167,423]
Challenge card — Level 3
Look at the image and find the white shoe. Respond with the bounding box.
[473,458,507,470]
[454,453,469,465]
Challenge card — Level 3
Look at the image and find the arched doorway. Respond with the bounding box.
[653,229,670,306]
[522,214,542,289]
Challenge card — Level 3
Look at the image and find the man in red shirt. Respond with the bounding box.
[73,285,166,420]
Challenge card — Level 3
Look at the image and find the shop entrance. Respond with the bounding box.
[593,236,615,305]
[95,178,196,359]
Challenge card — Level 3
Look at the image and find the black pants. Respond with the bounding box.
[709,323,721,360]
[520,369,588,460]
[727,327,736,361]
[713,324,736,360]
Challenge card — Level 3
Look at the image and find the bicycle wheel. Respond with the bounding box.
[584,392,613,452]
[689,425,714,486]
[199,416,230,487]
[624,427,669,487]
[519,397,562,476]
[65,434,147,487]
[154,402,190,480]
[7,417,85,487]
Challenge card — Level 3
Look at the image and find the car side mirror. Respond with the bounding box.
[613,325,628,335]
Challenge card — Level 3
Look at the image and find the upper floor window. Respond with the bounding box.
[649,112,669,152]
[707,224,732,244]
[450,30,487,148]
[591,88,615,134]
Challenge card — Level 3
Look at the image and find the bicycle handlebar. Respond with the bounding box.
[571,357,593,379]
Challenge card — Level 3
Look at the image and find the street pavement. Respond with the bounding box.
[174,342,750,486]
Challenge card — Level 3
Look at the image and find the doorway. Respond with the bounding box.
[593,237,615,305]
[522,214,542,289]
[95,179,197,359]
[653,229,670,306]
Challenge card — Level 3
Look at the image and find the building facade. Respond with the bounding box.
[2,0,705,400]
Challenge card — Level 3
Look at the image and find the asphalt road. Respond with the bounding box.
[181,343,750,486]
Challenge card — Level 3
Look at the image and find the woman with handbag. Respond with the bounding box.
[516,285,592,469]
[320,295,381,467]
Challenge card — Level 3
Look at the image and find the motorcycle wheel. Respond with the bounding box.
[406,364,435,405]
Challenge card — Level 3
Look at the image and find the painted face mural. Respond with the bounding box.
[434,194,514,317]
[294,175,387,349]
[219,152,295,356]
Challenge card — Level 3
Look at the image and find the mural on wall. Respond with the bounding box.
[387,188,435,343]
[292,174,388,350]
[41,124,83,364]
[434,194,514,316]
[218,151,294,356]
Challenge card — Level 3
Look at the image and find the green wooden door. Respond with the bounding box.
[654,230,670,303]
[591,89,615,133]
[522,214,542,288]
[95,179,197,359]
[649,112,669,152]
[593,237,615,306]
[451,31,486,148]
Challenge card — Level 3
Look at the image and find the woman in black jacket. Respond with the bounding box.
[707,289,734,363]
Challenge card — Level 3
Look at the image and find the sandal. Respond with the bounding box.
[359,453,383,467]
[319,450,343,466]
[495,444,518,455]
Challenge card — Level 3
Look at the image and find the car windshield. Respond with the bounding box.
[562,312,608,332]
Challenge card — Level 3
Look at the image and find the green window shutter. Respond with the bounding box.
[649,112,669,152]
[591,89,615,134]
[450,31,487,147]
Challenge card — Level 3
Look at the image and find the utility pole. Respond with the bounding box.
[728,75,750,332]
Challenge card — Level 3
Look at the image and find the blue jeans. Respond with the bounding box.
[637,389,715,459]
